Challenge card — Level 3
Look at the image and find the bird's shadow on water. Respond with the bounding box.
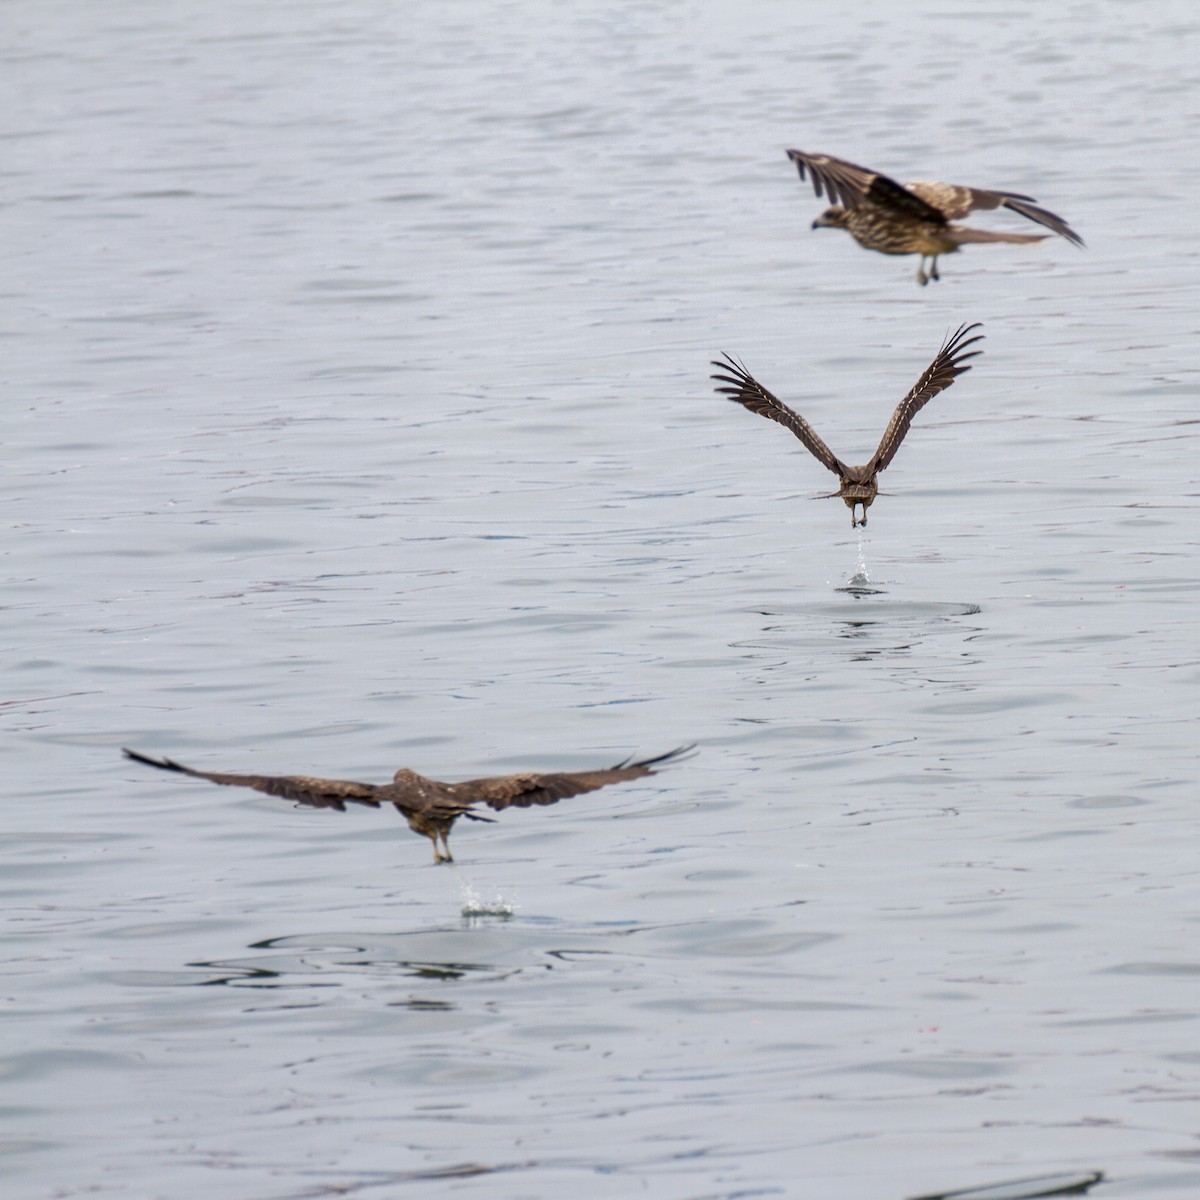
[177,887,605,995]
[181,881,527,994]
[183,929,527,997]
[176,900,717,999]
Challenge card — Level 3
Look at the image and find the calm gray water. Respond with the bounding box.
[3,2,1198,1198]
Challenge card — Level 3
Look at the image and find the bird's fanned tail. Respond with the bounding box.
[946,226,1048,246]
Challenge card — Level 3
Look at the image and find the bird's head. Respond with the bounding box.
[812,206,848,230]
[838,477,877,527]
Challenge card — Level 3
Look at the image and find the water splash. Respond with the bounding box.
[450,865,514,920]
[837,528,885,595]
[852,528,870,585]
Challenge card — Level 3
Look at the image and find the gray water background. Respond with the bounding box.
[3,1,1198,1197]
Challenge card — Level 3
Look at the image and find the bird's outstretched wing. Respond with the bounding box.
[712,354,848,477]
[455,745,694,812]
[122,748,381,811]
[786,149,947,225]
[867,323,984,475]
[906,181,1083,245]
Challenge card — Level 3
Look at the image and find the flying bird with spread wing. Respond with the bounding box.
[711,323,983,528]
[123,745,692,864]
[786,149,1083,285]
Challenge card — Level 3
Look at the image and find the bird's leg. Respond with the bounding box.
[929,256,940,282]
[916,257,929,287]
[428,834,446,864]
[439,833,454,864]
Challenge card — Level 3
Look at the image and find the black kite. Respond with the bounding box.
[787,150,1083,284]
[124,745,693,864]
[712,323,983,527]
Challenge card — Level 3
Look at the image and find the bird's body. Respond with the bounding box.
[787,150,1082,284]
[123,745,692,863]
[712,323,983,527]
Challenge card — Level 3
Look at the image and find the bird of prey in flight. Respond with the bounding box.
[124,745,693,864]
[711,323,983,528]
[786,149,1083,285]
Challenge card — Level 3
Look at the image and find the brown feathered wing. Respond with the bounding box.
[711,354,848,478]
[785,149,948,225]
[866,323,984,475]
[122,748,381,811]
[906,181,1083,245]
[456,746,694,812]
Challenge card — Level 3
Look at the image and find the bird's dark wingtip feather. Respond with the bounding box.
[123,747,188,774]
[784,149,827,196]
[711,354,751,390]
[944,323,985,356]
[631,744,698,771]
[947,320,984,340]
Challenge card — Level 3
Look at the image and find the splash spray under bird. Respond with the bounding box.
[123,745,692,864]
[787,149,1083,285]
[711,323,983,528]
